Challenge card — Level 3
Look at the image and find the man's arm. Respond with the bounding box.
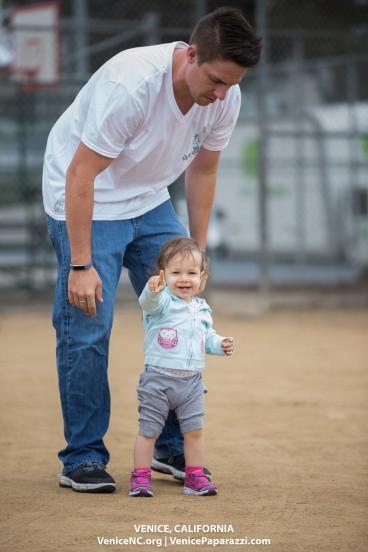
[185,147,221,292]
[65,141,113,317]
[185,147,221,249]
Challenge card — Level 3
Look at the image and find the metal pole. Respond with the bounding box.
[347,62,359,253]
[255,0,270,310]
[142,12,160,46]
[195,0,208,22]
[73,0,88,79]
[293,33,307,266]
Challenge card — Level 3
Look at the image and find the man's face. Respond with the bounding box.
[185,45,247,106]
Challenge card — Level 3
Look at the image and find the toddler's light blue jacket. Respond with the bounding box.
[139,284,227,371]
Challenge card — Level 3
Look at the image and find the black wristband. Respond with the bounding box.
[70,261,93,270]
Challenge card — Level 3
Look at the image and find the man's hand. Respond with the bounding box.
[148,270,166,293]
[222,337,234,356]
[68,267,103,317]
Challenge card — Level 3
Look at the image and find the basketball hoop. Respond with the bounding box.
[10,2,60,91]
[12,67,40,91]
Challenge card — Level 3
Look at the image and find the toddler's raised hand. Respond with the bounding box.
[222,337,234,356]
[148,270,166,293]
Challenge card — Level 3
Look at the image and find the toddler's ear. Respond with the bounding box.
[200,270,206,280]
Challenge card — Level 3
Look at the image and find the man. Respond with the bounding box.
[43,6,261,493]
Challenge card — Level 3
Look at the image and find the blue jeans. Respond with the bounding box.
[47,200,187,474]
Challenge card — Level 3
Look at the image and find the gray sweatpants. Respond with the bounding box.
[137,367,206,438]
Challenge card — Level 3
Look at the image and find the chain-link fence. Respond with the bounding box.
[0,0,367,295]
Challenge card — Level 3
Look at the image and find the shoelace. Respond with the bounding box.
[83,462,105,472]
[58,462,105,478]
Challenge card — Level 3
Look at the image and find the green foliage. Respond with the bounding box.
[361,136,368,156]
[242,138,259,178]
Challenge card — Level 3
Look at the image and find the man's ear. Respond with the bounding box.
[187,45,198,64]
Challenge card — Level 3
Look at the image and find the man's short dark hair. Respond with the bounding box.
[190,6,262,68]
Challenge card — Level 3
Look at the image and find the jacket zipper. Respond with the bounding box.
[188,309,196,368]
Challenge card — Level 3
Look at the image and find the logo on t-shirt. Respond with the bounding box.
[183,134,201,161]
[54,201,65,213]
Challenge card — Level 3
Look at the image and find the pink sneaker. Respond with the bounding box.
[129,469,153,497]
[183,471,218,496]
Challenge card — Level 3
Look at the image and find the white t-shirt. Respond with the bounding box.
[42,42,241,220]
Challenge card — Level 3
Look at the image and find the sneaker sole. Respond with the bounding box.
[151,459,212,482]
[59,475,116,493]
[183,486,218,496]
[151,458,185,481]
[129,489,154,497]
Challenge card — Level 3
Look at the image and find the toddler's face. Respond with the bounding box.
[164,252,204,302]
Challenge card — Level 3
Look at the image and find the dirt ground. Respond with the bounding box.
[0,293,367,552]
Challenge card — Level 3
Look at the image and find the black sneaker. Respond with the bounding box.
[151,454,212,481]
[59,462,116,493]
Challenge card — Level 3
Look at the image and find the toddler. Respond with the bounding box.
[129,237,233,497]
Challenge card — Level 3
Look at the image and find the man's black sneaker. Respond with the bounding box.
[151,454,212,481]
[59,462,116,493]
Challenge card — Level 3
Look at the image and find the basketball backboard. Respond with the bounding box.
[10,1,60,90]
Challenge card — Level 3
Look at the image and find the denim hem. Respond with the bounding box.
[62,458,105,475]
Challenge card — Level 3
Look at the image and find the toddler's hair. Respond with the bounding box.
[157,237,209,276]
